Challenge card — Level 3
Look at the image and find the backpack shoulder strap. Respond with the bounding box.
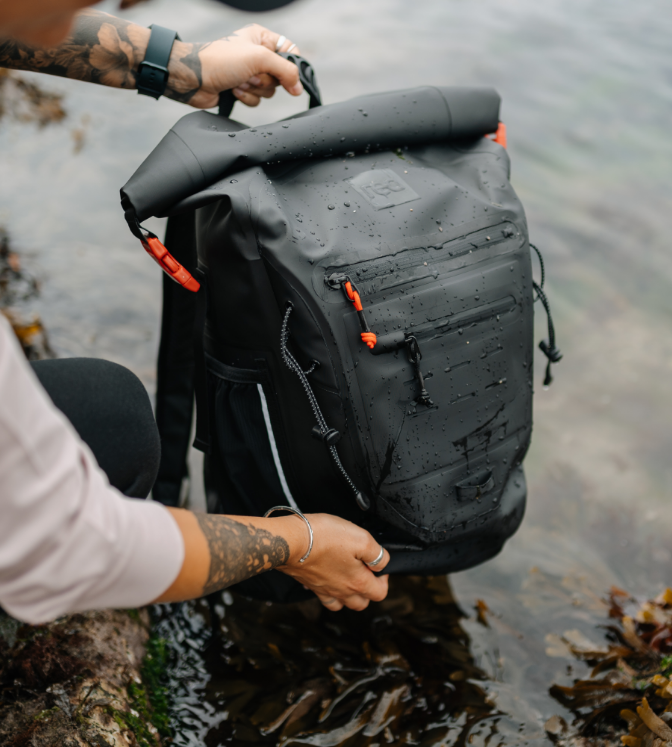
[152,211,198,506]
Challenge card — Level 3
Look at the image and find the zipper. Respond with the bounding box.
[369,295,514,407]
[323,223,516,301]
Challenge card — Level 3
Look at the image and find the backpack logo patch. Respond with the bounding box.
[346,169,420,210]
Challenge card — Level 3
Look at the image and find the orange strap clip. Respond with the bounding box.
[343,279,377,350]
[486,122,507,149]
[141,235,200,293]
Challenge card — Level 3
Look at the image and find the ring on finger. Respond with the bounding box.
[365,546,385,567]
[275,35,287,51]
[286,43,297,53]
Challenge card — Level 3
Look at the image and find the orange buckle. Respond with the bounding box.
[486,122,507,149]
[141,236,200,293]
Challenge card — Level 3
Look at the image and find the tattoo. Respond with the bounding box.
[164,42,210,104]
[0,10,208,105]
[0,11,143,88]
[194,514,290,596]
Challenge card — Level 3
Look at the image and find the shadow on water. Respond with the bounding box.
[154,576,537,747]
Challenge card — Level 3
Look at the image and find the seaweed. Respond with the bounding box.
[548,588,672,746]
[0,227,54,359]
[0,69,66,128]
[155,575,500,746]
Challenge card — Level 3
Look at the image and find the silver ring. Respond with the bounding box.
[275,35,287,51]
[286,43,297,53]
[366,546,385,567]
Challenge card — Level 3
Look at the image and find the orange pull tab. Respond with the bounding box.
[489,122,507,149]
[344,281,364,311]
[141,236,200,293]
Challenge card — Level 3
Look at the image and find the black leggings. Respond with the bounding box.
[31,358,161,498]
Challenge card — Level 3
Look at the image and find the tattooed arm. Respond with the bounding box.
[0,10,303,109]
[154,509,391,612]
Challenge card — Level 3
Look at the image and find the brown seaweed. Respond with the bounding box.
[0,228,54,359]
[0,69,66,128]
[155,575,501,746]
[548,588,672,746]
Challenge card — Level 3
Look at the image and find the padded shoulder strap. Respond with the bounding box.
[152,211,198,506]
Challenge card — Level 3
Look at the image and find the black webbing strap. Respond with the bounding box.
[192,266,211,454]
[151,213,198,506]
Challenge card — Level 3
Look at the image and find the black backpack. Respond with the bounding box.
[121,59,560,602]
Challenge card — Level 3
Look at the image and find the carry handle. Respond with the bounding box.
[218,52,322,117]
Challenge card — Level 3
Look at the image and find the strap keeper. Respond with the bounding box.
[137,25,180,100]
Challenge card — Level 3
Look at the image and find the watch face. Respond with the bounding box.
[217,0,299,9]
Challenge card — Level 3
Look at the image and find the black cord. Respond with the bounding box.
[280,304,365,505]
[533,279,562,386]
[530,242,545,293]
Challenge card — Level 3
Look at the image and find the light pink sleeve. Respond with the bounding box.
[0,315,184,624]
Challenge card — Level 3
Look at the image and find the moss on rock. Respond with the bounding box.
[0,609,169,747]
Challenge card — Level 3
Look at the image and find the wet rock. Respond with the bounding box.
[0,609,165,747]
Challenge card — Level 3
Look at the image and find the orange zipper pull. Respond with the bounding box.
[342,277,377,350]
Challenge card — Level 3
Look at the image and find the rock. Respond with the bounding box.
[0,609,164,747]
[545,714,569,736]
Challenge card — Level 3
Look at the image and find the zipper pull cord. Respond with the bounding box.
[342,278,377,350]
[280,304,370,511]
[530,243,562,386]
[405,335,433,407]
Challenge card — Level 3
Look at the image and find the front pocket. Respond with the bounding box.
[206,355,299,515]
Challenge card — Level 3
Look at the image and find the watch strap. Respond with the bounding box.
[137,25,180,100]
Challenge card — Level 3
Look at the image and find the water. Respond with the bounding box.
[2,0,672,742]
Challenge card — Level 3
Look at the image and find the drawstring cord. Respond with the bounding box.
[280,304,369,510]
[530,243,562,386]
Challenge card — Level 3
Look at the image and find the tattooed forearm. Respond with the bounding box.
[0,11,145,87]
[194,514,290,596]
[0,9,207,104]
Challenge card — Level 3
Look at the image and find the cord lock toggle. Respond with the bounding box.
[311,426,341,446]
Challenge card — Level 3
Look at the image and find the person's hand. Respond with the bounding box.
[167,24,303,110]
[277,513,391,611]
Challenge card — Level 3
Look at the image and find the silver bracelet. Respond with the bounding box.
[263,506,314,563]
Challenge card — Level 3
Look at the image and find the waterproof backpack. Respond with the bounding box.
[121,58,560,602]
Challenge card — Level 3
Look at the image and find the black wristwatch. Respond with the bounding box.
[136,25,181,100]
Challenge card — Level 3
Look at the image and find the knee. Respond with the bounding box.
[32,358,161,498]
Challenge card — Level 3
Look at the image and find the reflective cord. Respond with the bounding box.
[280,304,362,502]
[530,243,562,386]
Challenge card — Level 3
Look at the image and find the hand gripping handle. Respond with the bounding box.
[218,52,322,117]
